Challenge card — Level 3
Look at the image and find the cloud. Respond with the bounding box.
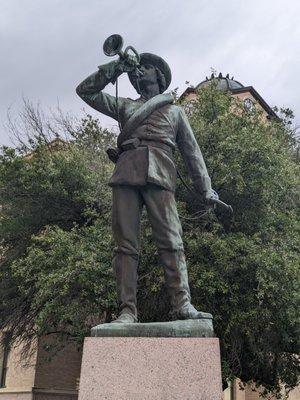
[1,0,299,145]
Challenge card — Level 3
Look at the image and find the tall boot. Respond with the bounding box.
[112,252,139,322]
[159,249,212,320]
[159,249,191,313]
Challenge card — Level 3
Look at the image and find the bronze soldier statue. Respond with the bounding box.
[76,35,219,323]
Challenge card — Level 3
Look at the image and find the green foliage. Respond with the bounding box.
[0,113,115,346]
[0,115,114,250]
[0,91,299,398]
[11,223,115,342]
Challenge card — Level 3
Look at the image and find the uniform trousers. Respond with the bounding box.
[112,184,191,318]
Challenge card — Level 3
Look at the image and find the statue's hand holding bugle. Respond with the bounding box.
[103,33,143,76]
[116,54,141,74]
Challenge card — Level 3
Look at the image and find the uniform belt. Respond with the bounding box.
[140,139,173,154]
[121,138,173,155]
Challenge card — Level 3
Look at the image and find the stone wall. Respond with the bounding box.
[0,394,32,400]
[33,389,78,400]
[0,338,37,396]
[224,381,300,400]
[183,89,270,121]
[34,337,82,392]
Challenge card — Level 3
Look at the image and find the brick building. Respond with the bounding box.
[180,72,279,121]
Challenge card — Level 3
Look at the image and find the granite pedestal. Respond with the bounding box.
[78,319,223,400]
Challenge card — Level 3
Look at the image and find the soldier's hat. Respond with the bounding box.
[128,53,172,93]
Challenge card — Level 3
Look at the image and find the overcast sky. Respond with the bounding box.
[1,0,299,145]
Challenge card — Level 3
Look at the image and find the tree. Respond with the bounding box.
[0,90,299,398]
[0,104,116,348]
[174,85,300,397]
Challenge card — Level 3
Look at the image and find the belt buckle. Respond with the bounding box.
[121,138,141,150]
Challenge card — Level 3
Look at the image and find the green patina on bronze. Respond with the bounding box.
[91,318,214,338]
[76,34,219,324]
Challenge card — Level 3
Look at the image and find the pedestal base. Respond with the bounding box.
[91,318,214,338]
[78,335,223,400]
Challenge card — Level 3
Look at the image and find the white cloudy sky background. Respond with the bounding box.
[1,0,300,145]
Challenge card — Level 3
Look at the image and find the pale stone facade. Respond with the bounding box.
[0,336,81,400]
[182,86,273,121]
[0,338,36,400]
[180,72,279,123]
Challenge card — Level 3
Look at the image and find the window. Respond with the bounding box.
[244,98,255,112]
[0,333,10,388]
[183,100,197,116]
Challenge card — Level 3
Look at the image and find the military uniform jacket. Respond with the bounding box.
[76,61,212,194]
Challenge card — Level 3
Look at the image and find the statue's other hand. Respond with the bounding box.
[204,189,219,205]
